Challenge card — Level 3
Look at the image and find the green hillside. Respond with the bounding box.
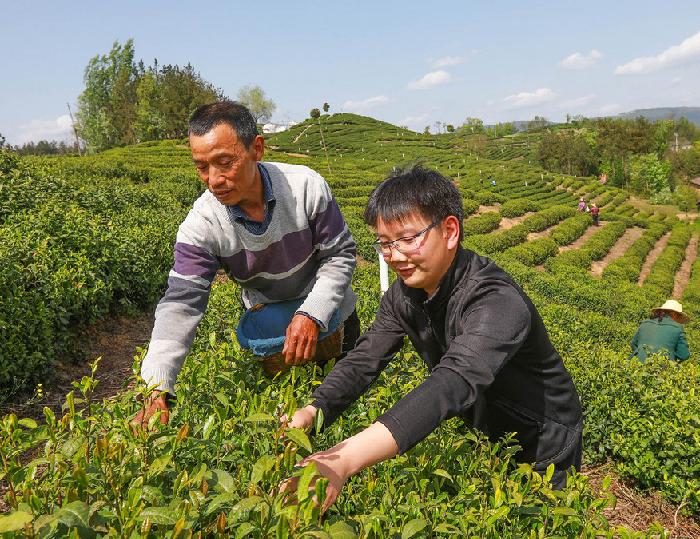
[1,114,699,536]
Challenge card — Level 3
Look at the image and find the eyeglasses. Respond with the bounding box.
[373,222,439,256]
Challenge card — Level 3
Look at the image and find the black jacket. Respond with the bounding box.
[312,248,582,467]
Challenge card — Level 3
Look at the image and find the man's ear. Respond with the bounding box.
[443,215,461,249]
[253,135,265,161]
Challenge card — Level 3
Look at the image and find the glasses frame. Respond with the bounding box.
[373,221,439,257]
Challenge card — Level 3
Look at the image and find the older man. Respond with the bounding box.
[134,101,358,426]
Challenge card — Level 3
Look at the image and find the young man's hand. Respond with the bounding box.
[280,404,317,430]
[279,422,399,513]
[131,391,170,430]
[279,446,351,513]
[283,314,319,365]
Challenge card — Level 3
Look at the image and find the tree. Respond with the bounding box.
[446,124,455,133]
[527,116,549,131]
[75,40,226,151]
[310,108,321,119]
[76,39,139,152]
[461,117,484,134]
[135,62,224,140]
[628,153,671,194]
[323,102,330,113]
[423,126,431,135]
[537,130,598,177]
[237,85,276,124]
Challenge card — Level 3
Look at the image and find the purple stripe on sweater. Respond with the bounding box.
[310,198,346,246]
[222,228,315,281]
[174,242,220,281]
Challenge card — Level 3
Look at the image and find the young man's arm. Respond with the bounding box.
[374,281,531,453]
[305,286,407,427]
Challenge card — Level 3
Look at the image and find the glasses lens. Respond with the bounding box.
[395,237,417,253]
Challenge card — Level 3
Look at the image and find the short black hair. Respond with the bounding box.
[188,101,258,148]
[364,165,464,241]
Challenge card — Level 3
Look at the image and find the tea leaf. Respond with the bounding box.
[0,511,33,533]
[55,501,89,529]
[286,427,312,452]
[139,506,178,526]
[401,518,428,539]
[251,454,276,485]
[210,469,235,493]
[328,520,358,539]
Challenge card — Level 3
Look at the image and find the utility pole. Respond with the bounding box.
[66,102,82,156]
[674,132,679,153]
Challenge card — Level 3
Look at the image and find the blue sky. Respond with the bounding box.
[1,0,699,144]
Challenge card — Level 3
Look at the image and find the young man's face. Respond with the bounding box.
[190,123,264,207]
[375,211,460,295]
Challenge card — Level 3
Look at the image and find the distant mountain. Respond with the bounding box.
[617,107,700,126]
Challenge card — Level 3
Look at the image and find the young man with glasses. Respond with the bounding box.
[281,166,582,511]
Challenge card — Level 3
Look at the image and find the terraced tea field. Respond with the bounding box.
[1,114,698,537]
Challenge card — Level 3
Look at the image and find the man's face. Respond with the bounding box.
[375,211,459,295]
[190,123,264,206]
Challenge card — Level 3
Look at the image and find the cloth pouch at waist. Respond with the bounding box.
[236,297,342,356]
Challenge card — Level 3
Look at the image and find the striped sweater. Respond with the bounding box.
[141,162,357,393]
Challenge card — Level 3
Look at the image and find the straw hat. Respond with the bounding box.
[652,299,689,323]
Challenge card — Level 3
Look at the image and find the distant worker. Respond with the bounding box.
[490,178,497,187]
[590,203,599,225]
[630,300,690,362]
[133,101,360,428]
[577,197,586,212]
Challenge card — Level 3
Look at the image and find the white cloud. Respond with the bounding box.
[15,114,74,145]
[671,76,683,85]
[559,94,597,109]
[502,88,556,109]
[407,70,452,90]
[341,95,389,112]
[433,56,465,68]
[400,113,429,127]
[615,31,700,74]
[559,49,603,69]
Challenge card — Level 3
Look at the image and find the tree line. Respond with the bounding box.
[75,39,275,153]
[535,116,700,199]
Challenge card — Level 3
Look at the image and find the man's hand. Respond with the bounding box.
[131,391,170,430]
[283,314,319,366]
[279,446,350,513]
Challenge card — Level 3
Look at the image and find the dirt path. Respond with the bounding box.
[526,221,561,242]
[476,204,501,215]
[590,227,644,277]
[584,462,700,538]
[673,235,699,299]
[557,224,598,253]
[637,232,671,286]
[0,308,155,420]
[498,212,534,231]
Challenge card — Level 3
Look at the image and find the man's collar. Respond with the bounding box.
[227,162,275,221]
